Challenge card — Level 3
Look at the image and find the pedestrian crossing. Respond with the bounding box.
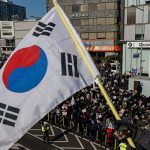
[10,143,30,150]
[11,125,107,150]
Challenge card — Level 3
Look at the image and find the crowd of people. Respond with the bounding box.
[46,60,150,150]
[0,53,7,69]
[1,42,149,149]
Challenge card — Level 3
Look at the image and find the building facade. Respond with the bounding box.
[0,21,15,57]
[14,20,37,46]
[46,0,120,57]
[0,21,14,39]
[122,0,150,77]
[0,0,26,21]
[0,0,26,58]
[0,20,38,57]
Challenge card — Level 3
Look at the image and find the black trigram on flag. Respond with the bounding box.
[32,21,56,37]
[61,53,79,77]
[0,103,20,127]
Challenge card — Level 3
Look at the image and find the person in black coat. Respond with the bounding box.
[116,113,150,150]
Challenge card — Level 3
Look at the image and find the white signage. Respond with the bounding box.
[127,42,150,48]
[0,21,14,39]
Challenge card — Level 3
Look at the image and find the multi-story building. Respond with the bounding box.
[122,0,150,77]
[46,0,120,58]
[0,0,26,21]
[0,21,15,57]
[120,0,150,96]
[0,20,38,57]
[0,0,26,57]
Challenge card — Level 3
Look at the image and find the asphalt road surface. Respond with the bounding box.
[10,123,107,150]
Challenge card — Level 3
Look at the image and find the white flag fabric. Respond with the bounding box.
[0,3,99,150]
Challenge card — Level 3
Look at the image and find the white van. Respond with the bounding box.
[110,62,120,73]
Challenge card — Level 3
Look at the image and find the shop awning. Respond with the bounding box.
[86,45,121,52]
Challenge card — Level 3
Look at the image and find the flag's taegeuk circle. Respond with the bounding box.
[2,45,48,93]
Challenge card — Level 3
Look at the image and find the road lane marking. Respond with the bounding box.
[27,132,64,150]
[60,128,69,142]
[90,141,98,150]
[54,125,103,148]
[29,126,69,142]
[29,125,55,136]
[11,143,30,150]
[61,135,84,149]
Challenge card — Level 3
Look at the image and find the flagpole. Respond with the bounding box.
[53,0,135,148]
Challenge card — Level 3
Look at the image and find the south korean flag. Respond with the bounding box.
[0,1,99,149]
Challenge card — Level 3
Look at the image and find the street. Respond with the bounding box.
[10,123,106,150]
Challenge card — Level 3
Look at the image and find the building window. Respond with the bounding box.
[97,3,105,10]
[80,4,88,12]
[135,25,144,40]
[127,0,136,7]
[71,19,81,26]
[127,7,136,25]
[81,33,88,39]
[64,5,72,13]
[72,5,80,12]
[106,32,115,39]
[136,0,140,5]
[89,18,97,25]
[106,2,115,10]
[89,33,97,39]
[127,0,145,6]
[148,6,150,22]
[140,0,146,5]
[114,2,118,9]
[81,19,89,26]
[106,18,117,25]
[97,33,106,39]
[88,3,97,11]
[97,18,105,25]
[1,3,7,14]
[135,34,144,40]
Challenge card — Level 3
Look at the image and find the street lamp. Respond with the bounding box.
[131,5,144,76]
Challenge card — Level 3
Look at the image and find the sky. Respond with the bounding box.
[11,0,46,19]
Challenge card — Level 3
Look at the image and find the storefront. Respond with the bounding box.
[84,41,121,58]
[122,41,150,77]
